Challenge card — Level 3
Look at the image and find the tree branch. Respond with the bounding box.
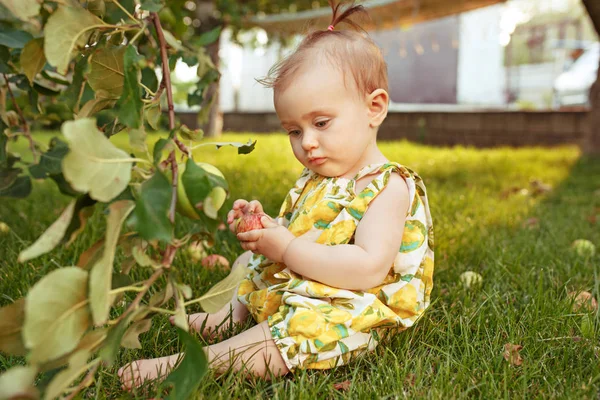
[3,74,37,163]
[114,267,164,325]
[151,12,181,226]
[167,150,178,223]
[150,12,175,131]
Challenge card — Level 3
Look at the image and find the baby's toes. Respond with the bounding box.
[118,361,140,391]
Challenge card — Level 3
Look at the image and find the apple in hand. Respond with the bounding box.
[235,212,267,233]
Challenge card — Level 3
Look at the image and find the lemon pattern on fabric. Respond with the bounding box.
[237,162,434,371]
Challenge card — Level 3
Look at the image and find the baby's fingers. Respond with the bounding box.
[245,200,264,214]
[232,199,249,210]
[237,230,261,242]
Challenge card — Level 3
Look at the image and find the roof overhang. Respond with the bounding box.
[247,0,506,34]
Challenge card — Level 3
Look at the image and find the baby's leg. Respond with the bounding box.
[118,320,289,390]
[171,251,252,337]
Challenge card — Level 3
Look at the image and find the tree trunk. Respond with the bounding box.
[582,0,600,154]
[195,0,222,138]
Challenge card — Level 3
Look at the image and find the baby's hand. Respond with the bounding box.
[226,199,265,233]
[236,216,295,262]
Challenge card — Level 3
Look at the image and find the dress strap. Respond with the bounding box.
[345,162,414,222]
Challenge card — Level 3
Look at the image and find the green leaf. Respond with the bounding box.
[145,104,161,130]
[0,45,12,73]
[179,125,203,141]
[215,140,257,155]
[181,159,211,208]
[24,267,91,364]
[163,30,184,51]
[116,46,143,128]
[121,318,152,349]
[99,307,146,366]
[49,173,81,197]
[0,27,33,48]
[62,55,90,110]
[197,266,251,313]
[0,298,27,356]
[29,137,69,179]
[141,66,158,93]
[0,365,39,400]
[44,5,103,75]
[194,26,222,47]
[128,126,147,152]
[17,200,76,262]
[41,70,70,86]
[87,46,125,99]
[87,0,106,18]
[89,200,135,326]
[77,97,116,118]
[44,349,91,400]
[0,174,32,198]
[63,194,97,246]
[131,172,172,242]
[0,0,41,21]
[20,38,45,84]
[61,118,132,202]
[140,0,163,12]
[153,138,171,164]
[131,241,160,268]
[162,328,208,400]
[32,81,61,96]
[0,167,20,190]
[148,283,174,308]
[0,127,7,167]
[38,329,106,375]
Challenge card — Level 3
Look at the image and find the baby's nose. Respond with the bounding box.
[301,131,318,150]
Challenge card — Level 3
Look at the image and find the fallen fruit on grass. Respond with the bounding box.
[187,240,209,262]
[0,222,9,234]
[571,239,596,258]
[201,254,230,270]
[459,271,482,288]
[503,343,523,366]
[569,291,598,312]
[235,212,266,234]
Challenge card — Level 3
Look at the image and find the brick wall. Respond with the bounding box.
[179,111,587,148]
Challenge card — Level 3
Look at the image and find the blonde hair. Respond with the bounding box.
[259,1,388,97]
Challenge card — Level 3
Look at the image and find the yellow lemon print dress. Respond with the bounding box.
[237,162,434,371]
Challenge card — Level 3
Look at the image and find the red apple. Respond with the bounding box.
[235,212,266,233]
[201,254,230,270]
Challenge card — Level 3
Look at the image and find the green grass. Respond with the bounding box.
[1,132,599,399]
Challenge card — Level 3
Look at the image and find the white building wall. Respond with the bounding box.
[219,4,507,112]
[457,4,506,106]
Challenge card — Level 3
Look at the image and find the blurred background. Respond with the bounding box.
[168,0,600,150]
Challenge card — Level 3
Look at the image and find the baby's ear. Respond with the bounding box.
[366,89,389,128]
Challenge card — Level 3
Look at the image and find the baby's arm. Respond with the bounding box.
[282,173,410,291]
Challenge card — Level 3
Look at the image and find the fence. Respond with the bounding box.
[214,110,587,148]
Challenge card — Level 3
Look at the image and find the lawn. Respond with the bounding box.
[1,132,599,398]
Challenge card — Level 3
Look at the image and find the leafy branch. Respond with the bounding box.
[0,0,257,398]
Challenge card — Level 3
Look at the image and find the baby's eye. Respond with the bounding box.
[315,120,329,128]
[288,129,301,136]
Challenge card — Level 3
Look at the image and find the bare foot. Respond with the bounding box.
[118,354,180,391]
[169,309,244,339]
